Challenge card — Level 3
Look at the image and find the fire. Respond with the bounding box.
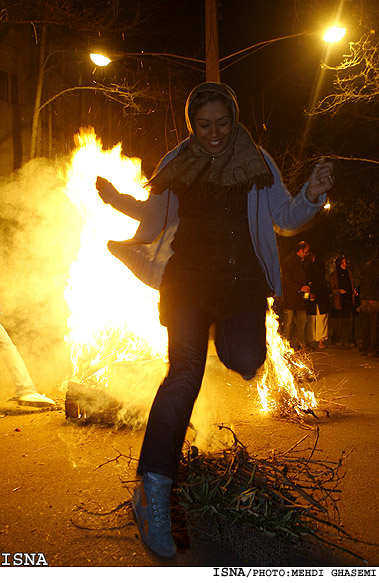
[60,128,167,384]
[60,128,316,422]
[257,298,317,417]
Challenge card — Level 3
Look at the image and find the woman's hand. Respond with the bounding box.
[306,158,334,202]
[96,176,120,203]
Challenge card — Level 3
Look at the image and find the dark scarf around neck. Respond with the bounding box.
[335,256,352,293]
[148,82,274,198]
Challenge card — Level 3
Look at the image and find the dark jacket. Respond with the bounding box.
[281,251,309,311]
[306,259,330,315]
[360,256,379,301]
[330,269,355,312]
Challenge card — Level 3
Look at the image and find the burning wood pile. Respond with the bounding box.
[64,297,320,429]
[256,298,319,422]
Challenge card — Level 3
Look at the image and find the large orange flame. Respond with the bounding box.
[60,128,167,385]
[258,298,317,416]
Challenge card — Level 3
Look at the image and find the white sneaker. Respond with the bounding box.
[17,392,55,406]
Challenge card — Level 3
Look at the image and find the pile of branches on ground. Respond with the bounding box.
[70,425,367,565]
[173,427,364,565]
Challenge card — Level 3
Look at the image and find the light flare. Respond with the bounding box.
[90,53,111,66]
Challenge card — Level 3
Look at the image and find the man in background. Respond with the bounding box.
[281,241,311,349]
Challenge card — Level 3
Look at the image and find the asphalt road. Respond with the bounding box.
[0,345,378,569]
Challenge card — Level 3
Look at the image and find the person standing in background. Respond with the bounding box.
[359,246,379,357]
[330,256,357,347]
[281,241,311,349]
[305,250,330,349]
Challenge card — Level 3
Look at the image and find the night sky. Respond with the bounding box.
[111,1,351,140]
[86,0,376,262]
[95,0,367,164]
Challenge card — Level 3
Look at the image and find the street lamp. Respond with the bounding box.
[90,53,111,67]
[90,25,347,81]
[323,26,347,43]
[89,51,205,69]
[298,25,347,159]
[219,26,347,74]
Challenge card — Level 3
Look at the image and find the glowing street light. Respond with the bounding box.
[89,23,347,80]
[90,53,111,66]
[323,26,347,43]
[89,50,205,69]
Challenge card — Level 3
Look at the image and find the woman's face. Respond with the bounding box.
[340,258,347,269]
[192,99,233,155]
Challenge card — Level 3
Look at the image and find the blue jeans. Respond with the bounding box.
[138,304,267,479]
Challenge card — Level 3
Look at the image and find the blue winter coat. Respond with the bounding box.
[107,139,326,297]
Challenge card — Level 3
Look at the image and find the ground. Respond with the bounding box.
[0,345,378,569]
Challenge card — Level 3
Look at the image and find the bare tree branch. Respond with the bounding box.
[38,81,163,115]
[0,0,146,33]
[309,34,379,116]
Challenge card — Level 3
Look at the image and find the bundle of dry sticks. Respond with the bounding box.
[173,427,364,564]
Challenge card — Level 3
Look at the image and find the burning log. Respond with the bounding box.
[64,357,165,429]
[65,381,122,425]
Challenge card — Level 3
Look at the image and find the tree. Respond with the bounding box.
[0,0,146,33]
[313,34,379,116]
[1,0,159,159]
[27,23,170,158]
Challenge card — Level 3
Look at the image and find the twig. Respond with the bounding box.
[95,447,138,470]
[281,435,309,456]
[70,518,131,531]
[75,500,131,516]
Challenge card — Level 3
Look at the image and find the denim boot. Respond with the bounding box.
[132,472,176,558]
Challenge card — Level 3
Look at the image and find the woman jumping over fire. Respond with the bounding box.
[96,82,334,558]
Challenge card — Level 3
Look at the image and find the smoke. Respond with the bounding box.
[0,136,249,456]
[114,358,236,452]
[112,360,167,428]
[0,157,82,396]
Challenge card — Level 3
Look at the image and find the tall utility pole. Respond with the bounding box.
[205,0,220,82]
